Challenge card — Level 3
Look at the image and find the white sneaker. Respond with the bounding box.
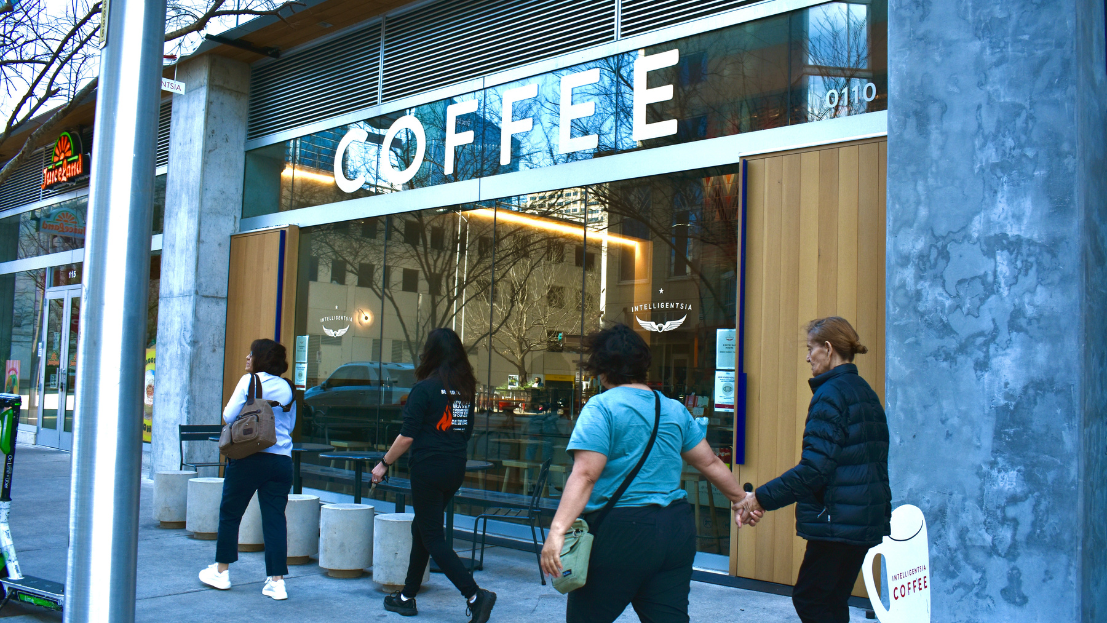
[199,564,231,590]
[262,577,287,600]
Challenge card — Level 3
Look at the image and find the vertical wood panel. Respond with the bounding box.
[735,158,768,577]
[774,154,802,584]
[735,139,886,600]
[755,156,784,582]
[223,230,292,408]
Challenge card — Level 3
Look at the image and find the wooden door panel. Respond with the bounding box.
[730,140,887,598]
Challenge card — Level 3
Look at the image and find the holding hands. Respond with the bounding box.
[732,491,765,528]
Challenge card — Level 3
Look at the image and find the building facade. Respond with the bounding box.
[0,0,1103,620]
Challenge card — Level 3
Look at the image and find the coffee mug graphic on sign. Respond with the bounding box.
[863,504,931,623]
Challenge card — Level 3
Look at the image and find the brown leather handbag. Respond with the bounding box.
[219,374,281,460]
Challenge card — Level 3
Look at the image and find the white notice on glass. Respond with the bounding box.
[295,335,309,363]
[716,329,736,370]
[714,370,735,413]
[294,362,307,390]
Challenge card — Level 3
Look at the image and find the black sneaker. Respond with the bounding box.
[466,588,497,623]
[384,591,418,617]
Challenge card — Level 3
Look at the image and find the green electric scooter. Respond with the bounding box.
[0,393,65,612]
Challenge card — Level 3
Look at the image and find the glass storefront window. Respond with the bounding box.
[294,163,743,555]
[0,269,46,426]
[0,174,168,263]
[243,0,886,218]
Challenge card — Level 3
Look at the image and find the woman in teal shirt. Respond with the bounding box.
[540,324,760,623]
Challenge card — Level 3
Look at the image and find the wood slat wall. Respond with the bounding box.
[222,227,299,407]
[730,140,887,598]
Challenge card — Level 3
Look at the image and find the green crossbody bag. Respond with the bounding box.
[552,391,662,595]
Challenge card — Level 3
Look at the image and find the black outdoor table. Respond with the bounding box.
[291,442,335,494]
[318,451,385,503]
[433,460,495,573]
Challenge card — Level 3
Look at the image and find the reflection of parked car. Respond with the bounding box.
[303,362,415,442]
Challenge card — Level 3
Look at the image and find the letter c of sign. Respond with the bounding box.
[334,128,368,193]
[380,114,426,186]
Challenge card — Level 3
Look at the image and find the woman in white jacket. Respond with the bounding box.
[198,338,296,601]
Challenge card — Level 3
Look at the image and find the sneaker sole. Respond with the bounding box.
[263,591,287,600]
[384,603,418,617]
[473,592,497,623]
[199,574,231,590]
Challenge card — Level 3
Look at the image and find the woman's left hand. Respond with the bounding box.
[540,530,565,578]
[370,462,388,484]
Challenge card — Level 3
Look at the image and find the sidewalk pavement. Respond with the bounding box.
[3,445,872,622]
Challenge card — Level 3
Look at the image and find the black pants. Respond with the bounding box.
[402,454,479,599]
[215,452,293,577]
[792,539,869,623]
[566,501,696,623]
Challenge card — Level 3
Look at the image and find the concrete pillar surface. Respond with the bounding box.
[886,0,1107,620]
[151,53,250,478]
[237,493,263,552]
[286,494,320,565]
[318,503,374,578]
[153,469,196,528]
[186,477,223,539]
[372,513,428,588]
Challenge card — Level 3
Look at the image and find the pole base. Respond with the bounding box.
[189,532,218,541]
[287,556,313,566]
[324,569,365,579]
[238,544,264,552]
[158,521,186,529]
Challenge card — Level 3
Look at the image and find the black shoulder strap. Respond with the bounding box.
[594,390,662,528]
[246,373,262,404]
[266,377,297,411]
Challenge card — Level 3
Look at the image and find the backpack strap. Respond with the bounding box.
[265,377,297,411]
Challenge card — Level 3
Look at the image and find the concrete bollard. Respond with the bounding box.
[153,470,196,529]
[373,513,429,588]
[238,493,264,552]
[286,494,321,565]
[318,503,374,578]
[186,477,224,540]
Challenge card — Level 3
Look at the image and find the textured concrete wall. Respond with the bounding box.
[1076,0,1107,620]
[886,0,1103,621]
[151,56,248,475]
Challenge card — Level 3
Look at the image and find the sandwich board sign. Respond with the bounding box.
[863,504,931,623]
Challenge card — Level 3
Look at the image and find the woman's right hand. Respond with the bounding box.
[540,529,565,578]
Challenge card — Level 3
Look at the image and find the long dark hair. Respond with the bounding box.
[415,328,476,403]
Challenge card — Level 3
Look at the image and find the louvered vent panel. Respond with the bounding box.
[40,129,93,202]
[0,150,44,212]
[247,25,382,140]
[381,0,615,103]
[620,0,760,37]
[156,101,172,169]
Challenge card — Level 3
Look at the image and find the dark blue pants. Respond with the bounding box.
[215,452,293,577]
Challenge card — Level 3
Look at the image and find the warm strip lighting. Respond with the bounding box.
[282,165,336,185]
[467,208,640,247]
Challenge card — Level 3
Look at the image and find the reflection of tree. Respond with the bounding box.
[804,3,873,120]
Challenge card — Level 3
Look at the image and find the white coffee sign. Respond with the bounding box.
[863,504,931,623]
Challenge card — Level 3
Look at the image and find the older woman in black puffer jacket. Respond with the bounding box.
[734,316,891,623]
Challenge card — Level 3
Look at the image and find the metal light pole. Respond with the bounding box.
[65,0,167,620]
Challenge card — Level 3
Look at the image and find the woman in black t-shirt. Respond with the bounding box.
[371,328,497,623]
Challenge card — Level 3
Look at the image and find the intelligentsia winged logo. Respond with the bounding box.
[632,289,692,332]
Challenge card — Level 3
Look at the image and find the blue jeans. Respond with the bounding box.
[215,452,293,577]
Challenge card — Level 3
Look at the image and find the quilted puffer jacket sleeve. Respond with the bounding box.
[756,392,847,512]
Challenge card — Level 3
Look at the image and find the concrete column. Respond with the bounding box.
[150,55,249,476]
[886,0,1106,621]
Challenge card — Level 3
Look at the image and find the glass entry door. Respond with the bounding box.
[37,287,80,450]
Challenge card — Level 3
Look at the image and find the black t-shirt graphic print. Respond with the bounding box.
[398,376,474,465]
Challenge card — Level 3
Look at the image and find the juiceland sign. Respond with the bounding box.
[332,48,682,192]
